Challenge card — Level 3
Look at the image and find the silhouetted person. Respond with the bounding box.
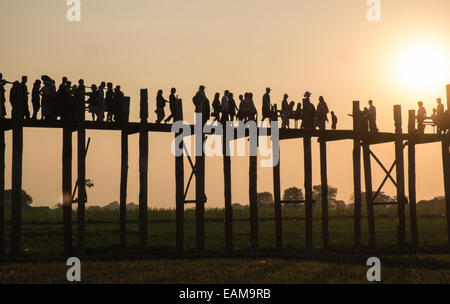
[281,94,289,129]
[301,91,316,130]
[417,101,427,134]
[97,82,106,121]
[211,92,221,121]
[105,82,114,122]
[248,93,257,121]
[41,77,52,120]
[237,94,245,121]
[294,102,303,128]
[202,90,211,124]
[165,88,179,124]
[9,81,23,120]
[87,85,99,121]
[238,93,252,123]
[436,98,445,134]
[20,76,30,120]
[75,79,86,120]
[431,108,438,133]
[316,96,329,130]
[368,100,378,133]
[113,85,124,122]
[31,80,41,120]
[193,85,206,113]
[155,89,168,123]
[58,77,72,120]
[331,111,338,130]
[221,90,229,123]
[228,93,238,121]
[0,73,7,119]
[261,87,272,123]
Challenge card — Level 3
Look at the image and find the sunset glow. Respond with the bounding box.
[396,42,449,95]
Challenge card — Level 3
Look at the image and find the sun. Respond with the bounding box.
[395,42,449,95]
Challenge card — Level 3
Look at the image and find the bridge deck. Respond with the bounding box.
[0,119,447,144]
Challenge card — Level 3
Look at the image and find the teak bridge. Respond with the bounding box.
[1,86,450,257]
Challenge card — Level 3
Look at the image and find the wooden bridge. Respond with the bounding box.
[0,86,450,256]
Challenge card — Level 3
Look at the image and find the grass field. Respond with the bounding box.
[1,206,450,283]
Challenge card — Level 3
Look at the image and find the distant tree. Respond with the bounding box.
[312,185,338,201]
[4,189,33,208]
[257,192,273,209]
[312,185,338,208]
[283,187,304,201]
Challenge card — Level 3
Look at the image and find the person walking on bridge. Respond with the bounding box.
[164,88,179,124]
[416,101,427,134]
[261,87,272,124]
[155,89,168,124]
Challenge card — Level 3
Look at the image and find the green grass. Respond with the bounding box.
[1,206,450,283]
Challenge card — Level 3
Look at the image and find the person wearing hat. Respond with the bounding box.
[301,91,316,130]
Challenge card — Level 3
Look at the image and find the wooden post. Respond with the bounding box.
[352,101,362,247]
[195,137,205,251]
[175,99,184,253]
[223,125,233,252]
[0,129,4,257]
[249,154,258,250]
[272,105,282,250]
[408,110,419,247]
[62,127,73,256]
[11,86,23,256]
[362,115,375,248]
[442,135,450,247]
[120,129,128,248]
[394,105,406,246]
[304,134,313,250]
[77,93,86,255]
[319,137,329,249]
[139,91,148,249]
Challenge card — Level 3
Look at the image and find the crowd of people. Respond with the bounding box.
[2,73,449,134]
[0,73,127,122]
[421,98,449,134]
[154,86,339,130]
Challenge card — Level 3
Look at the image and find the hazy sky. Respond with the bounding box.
[1,0,450,208]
